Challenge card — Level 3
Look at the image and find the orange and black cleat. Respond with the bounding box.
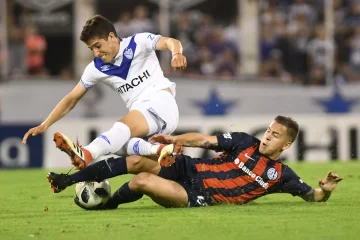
[53,132,92,170]
[157,143,183,167]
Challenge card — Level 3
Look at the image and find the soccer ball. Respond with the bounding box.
[74,180,111,209]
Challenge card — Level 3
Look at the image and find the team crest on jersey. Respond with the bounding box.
[100,65,110,71]
[124,48,134,59]
[267,168,278,180]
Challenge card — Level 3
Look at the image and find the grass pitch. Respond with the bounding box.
[0,162,359,240]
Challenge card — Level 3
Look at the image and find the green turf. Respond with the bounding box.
[0,162,359,240]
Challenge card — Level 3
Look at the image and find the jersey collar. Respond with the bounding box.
[113,37,123,61]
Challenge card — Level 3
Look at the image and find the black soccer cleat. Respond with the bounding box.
[46,172,69,193]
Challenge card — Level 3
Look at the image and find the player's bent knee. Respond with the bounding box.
[129,172,154,191]
[126,155,143,172]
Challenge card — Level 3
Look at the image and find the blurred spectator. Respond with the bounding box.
[198,46,216,76]
[8,25,26,78]
[261,3,286,38]
[194,14,214,50]
[59,67,74,80]
[257,0,360,85]
[306,25,334,71]
[260,26,277,62]
[216,48,237,79]
[308,66,326,86]
[334,62,352,85]
[349,26,360,68]
[345,2,360,28]
[114,11,133,38]
[25,24,47,76]
[171,12,196,54]
[288,0,317,25]
[209,27,238,62]
[129,5,155,34]
[261,49,287,80]
[287,12,309,37]
[223,16,242,53]
[334,0,347,33]
[4,0,360,84]
[170,11,197,70]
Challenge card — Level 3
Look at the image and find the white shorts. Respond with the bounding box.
[130,90,179,137]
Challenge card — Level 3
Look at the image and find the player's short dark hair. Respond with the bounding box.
[274,115,299,142]
[80,14,117,43]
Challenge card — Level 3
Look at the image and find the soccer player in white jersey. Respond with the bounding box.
[22,15,186,170]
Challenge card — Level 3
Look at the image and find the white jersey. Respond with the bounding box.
[80,32,176,108]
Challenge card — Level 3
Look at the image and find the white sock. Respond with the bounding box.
[84,122,131,159]
[124,138,160,156]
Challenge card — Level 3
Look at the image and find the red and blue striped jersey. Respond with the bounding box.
[193,132,312,204]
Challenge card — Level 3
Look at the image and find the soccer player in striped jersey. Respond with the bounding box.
[47,115,343,209]
[22,14,186,168]
[129,115,344,207]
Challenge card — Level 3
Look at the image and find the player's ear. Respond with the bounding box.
[282,141,292,151]
[108,32,116,41]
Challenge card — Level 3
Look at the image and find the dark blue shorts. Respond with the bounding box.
[158,155,213,207]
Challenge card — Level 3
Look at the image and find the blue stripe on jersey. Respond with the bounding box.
[80,79,92,89]
[94,35,137,80]
[152,35,161,50]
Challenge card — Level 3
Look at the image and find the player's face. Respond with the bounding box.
[86,32,119,63]
[259,121,292,159]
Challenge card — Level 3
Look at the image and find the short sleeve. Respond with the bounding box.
[79,62,101,90]
[216,132,259,152]
[134,32,162,51]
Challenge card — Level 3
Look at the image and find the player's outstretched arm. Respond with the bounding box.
[22,82,87,144]
[155,37,187,71]
[301,172,344,202]
[150,133,221,151]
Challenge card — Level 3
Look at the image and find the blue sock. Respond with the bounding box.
[105,182,143,209]
[66,156,128,185]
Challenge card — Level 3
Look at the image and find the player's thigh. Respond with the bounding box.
[119,110,150,137]
[130,90,179,136]
[126,155,161,175]
[129,172,188,208]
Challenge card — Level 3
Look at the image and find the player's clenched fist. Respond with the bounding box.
[22,124,48,144]
[171,53,187,71]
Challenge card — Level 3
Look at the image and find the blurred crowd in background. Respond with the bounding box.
[1,0,360,85]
